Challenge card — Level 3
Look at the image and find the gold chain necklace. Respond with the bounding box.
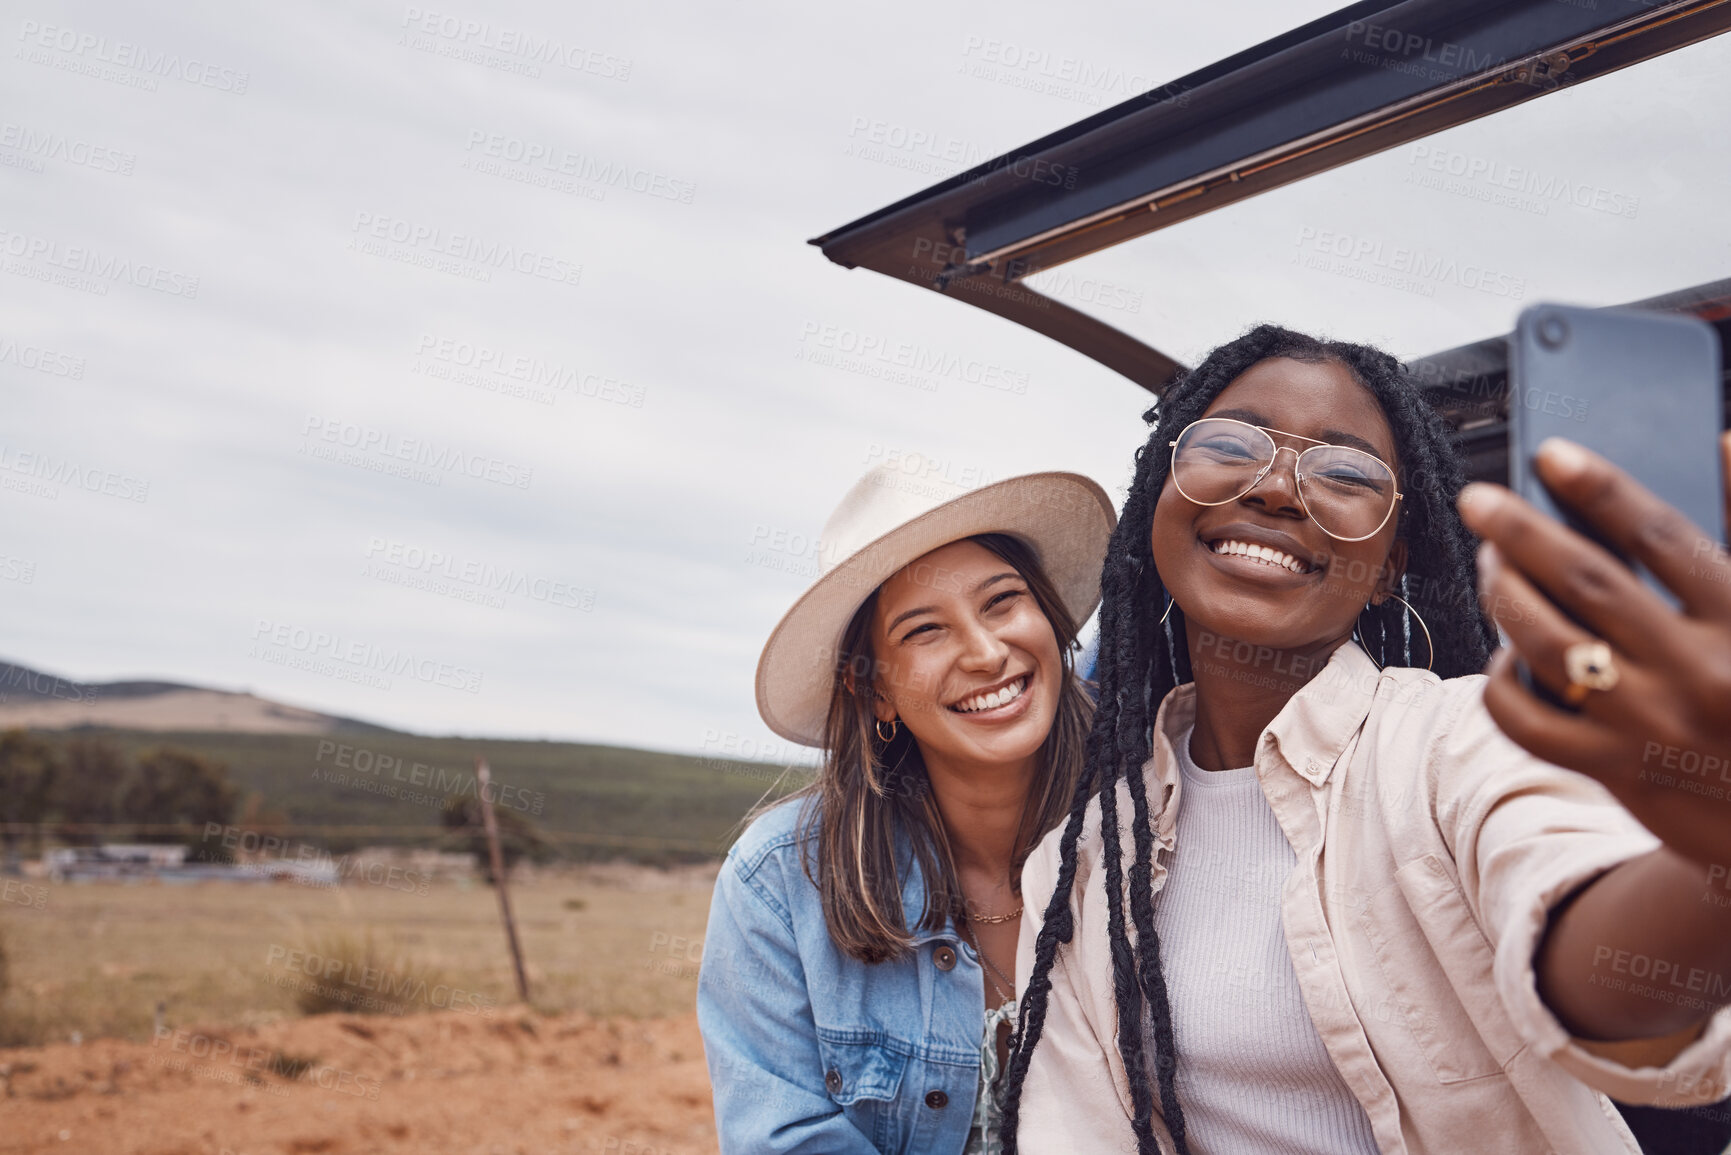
[965,901,1023,925]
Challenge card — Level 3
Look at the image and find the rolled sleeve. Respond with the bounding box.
[1437,684,1731,1108]
[698,845,879,1155]
[1492,844,1731,1107]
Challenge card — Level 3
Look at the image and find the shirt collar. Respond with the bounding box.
[1153,640,1381,793]
[1262,640,1381,787]
[1148,685,1196,848]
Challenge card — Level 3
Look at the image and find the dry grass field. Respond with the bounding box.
[0,868,717,1046]
[0,870,723,1154]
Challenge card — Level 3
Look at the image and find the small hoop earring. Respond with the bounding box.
[1356,593,1434,671]
[1159,597,1175,626]
[875,718,899,743]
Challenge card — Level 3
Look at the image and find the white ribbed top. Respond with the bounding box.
[1140,726,1380,1154]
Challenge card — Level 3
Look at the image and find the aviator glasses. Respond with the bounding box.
[1169,417,1402,543]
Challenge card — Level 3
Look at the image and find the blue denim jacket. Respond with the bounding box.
[697,797,986,1154]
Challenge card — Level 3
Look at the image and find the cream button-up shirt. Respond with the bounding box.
[1016,642,1731,1154]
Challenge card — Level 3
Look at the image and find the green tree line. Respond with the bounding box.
[0,730,555,882]
[0,730,240,861]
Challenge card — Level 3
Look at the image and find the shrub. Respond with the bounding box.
[285,929,451,1018]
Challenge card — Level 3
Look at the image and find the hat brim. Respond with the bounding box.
[755,471,1117,747]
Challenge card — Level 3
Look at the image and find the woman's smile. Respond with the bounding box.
[946,672,1033,719]
[1197,522,1324,585]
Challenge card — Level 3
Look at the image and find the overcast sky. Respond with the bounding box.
[4,0,1726,759]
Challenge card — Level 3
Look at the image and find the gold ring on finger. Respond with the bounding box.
[1562,639,1620,704]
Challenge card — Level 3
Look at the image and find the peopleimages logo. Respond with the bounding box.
[349,211,583,287]
[0,225,200,298]
[1342,20,1504,71]
[249,618,484,694]
[199,823,434,894]
[363,536,597,612]
[796,321,1029,395]
[955,36,1178,108]
[0,665,95,705]
[0,442,150,502]
[150,1029,373,1100]
[862,445,999,492]
[1,878,48,909]
[0,554,36,585]
[264,944,499,1019]
[400,7,631,80]
[301,416,534,489]
[1404,144,1640,221]
[1293,227,1526,300]
[463,130,695,204]
[413,334,646,407]
[16,20,251,93]
[0,335,84,378]
[0,120,136,175]
[844,116,998,179]
[1022,267,1144,315]
[312,740,547,814]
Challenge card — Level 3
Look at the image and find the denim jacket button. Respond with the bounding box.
[925,1089,949,1109]
[933,945,957,971]
[825,1068,843,1094]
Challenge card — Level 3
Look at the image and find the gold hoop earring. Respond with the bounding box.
[1160,597,1175,626]
[875,718,899,743]
[1356,593,1433,671]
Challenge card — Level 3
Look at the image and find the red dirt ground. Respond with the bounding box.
[0,1009,717,1155]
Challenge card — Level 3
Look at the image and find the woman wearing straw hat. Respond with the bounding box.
[697,460,1116,1155]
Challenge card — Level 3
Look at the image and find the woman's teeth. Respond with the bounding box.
[952,676,1027,714]
[1211,539,1310,574]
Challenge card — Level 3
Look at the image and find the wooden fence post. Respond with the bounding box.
[476,758,530,1004]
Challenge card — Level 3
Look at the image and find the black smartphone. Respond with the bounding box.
[1507,302,1725,706]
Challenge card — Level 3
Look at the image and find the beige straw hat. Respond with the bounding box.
[755,459,1117,747]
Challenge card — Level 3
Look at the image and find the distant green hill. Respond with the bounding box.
[39,728,814,864]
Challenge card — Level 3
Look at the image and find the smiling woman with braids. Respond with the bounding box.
[1001,325,1731,1154]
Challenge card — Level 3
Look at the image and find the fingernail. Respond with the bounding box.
[1537,438,1590,479]
[1459,482,1505,515]
[1478,540,1500,584]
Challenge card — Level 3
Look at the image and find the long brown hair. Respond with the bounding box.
[789,532,1093,964]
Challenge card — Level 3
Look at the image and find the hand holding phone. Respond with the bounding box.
[1457,416,1731,872]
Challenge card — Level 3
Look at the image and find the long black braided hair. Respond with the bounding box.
[999,324,1497,1154]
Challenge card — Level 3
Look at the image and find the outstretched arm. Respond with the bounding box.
[1460,434,1731,1050]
